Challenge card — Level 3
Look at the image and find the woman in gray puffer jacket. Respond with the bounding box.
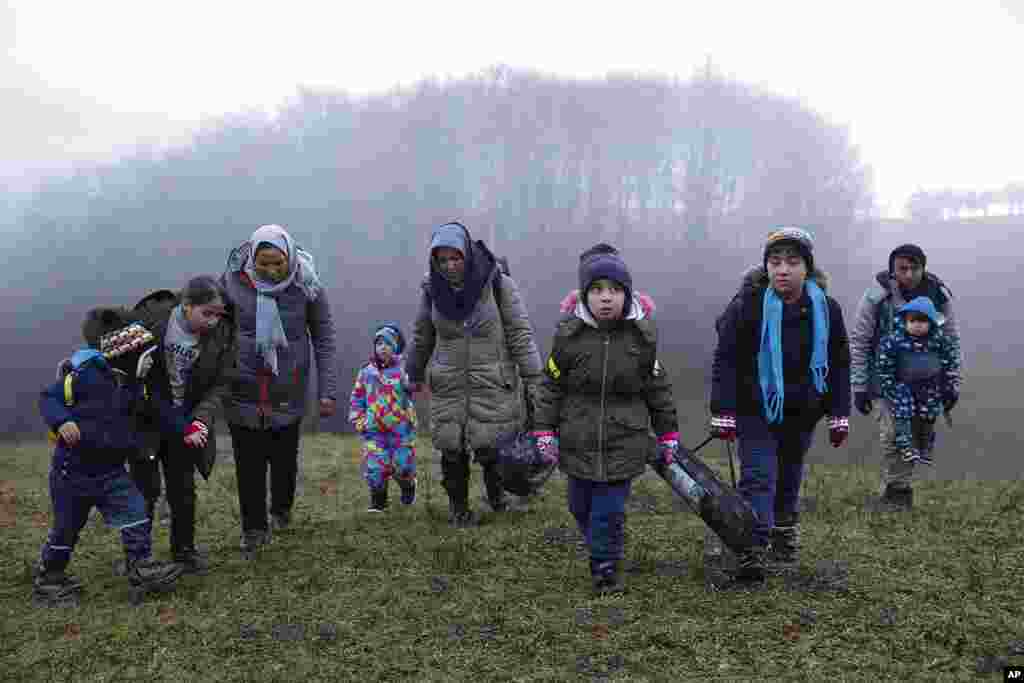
[220,224,337,557]
[405,222,543,527]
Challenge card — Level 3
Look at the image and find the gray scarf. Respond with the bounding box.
[227,224,322,375]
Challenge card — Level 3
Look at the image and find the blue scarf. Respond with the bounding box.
[758,280,830,424]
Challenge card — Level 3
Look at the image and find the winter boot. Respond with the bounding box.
[482,464,508,513]
[126,557,182,605]
[398,478,417,506]
[32,567,84,608]
[448,500,477,528]
[173,546,210,575]
[879,484,913,512]
[768,519,800,574]
[734,545,768,584]
[591,559,625,596]
[367,487,389,513]
[240,529,271,561]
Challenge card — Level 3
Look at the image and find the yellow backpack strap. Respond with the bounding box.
[63,372,75,407]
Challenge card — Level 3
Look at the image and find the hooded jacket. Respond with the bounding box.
[349,324,417,444]
[849,270,960,397]
[39,350,148,474]
[130,290,237,473]
[710,265,851,425]
[405,223,543,452]
[532,290,678,483]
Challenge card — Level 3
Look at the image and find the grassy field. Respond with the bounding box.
[1,432,1022,682]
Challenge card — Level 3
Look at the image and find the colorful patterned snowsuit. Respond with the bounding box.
[348,356,417,490]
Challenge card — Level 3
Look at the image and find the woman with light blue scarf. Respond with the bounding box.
[709,228,851,584]
[221,224,338,559]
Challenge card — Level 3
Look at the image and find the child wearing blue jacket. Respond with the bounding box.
[34,308,182,606]
[876,296,961,466]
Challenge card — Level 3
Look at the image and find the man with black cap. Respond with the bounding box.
[849,243,962,510]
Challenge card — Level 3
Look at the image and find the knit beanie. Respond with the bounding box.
[373,322,405,354]
[578,243,632,303]
[430,222,469,259]
[889,244,927,274]
[763,227,815,273]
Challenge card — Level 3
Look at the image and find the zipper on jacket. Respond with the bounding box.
[463,319,472,444]
[597,333,610,481]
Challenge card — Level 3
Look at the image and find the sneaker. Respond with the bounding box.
[173,547,210,575]
[901,448,920,464]
[33,570,84,607]
[367,488,389,513]
[399,478,417,506]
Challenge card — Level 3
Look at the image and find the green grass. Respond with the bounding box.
[1,434,1022,682]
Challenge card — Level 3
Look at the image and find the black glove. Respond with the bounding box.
[943,392,959,413]
[854,392,873,416]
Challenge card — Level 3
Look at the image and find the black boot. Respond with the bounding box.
[768,520,800,574]
[734,545,768,584]
[482,464,508,513]
[367,486,389,513]
[125,557,182,605]
[442,452,474,527]
[173,546,210,575]
[880,484,913,511]
[398,478,417,506]
[32,566,84,607]
[240,529,271,561]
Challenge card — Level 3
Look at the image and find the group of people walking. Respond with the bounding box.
[31,220,962,605]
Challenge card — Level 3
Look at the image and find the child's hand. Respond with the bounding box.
[709,413,736,441]
[353,415,368,434]
[828,416,849,448]
[58,421,81,447]
[319,398,336,418]
[532,431,559,464]
[184,420,209,448]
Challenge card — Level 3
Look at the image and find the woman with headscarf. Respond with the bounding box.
[221,224,337,558]
[405,221,543,527]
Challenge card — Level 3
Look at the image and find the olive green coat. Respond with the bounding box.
[405,267,543,453]
[533,291,678,482]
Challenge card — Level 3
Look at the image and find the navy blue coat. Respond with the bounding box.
[711,268,851,429]
[39,350,149,473]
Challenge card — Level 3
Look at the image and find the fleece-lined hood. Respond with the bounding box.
[558,289,655,328]
[739,264,831,294]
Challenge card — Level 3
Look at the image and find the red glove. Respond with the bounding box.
[532,430,559,464]
[656,432,681,466]
[710,413,737,441]
[184,420,209,448]
[828,416,849,448]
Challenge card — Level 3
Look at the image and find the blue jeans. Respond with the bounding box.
[566,476,633,565]
[736,415,814,548]
[39,464,151,573]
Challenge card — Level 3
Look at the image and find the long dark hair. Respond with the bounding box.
[180,275,224,306]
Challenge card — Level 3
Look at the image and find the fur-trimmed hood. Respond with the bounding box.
[558,289,655,328]
[739,264,831,294]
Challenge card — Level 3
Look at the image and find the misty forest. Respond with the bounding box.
[1,65,1021,477]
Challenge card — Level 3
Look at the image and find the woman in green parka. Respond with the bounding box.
[404,221,543,527]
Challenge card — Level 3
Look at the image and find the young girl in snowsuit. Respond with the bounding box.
[349,323,418,511]
[876,297,960,466]
[532,244,681,596]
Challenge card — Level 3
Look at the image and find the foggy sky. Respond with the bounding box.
[4,0,1023,215]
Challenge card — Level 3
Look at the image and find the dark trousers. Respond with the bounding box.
[736,414,814,548]
[130,437,197,554]
[566,475,632,564]
[229,421,301,533]
[440,446,502,508]
[41,465,151,572]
